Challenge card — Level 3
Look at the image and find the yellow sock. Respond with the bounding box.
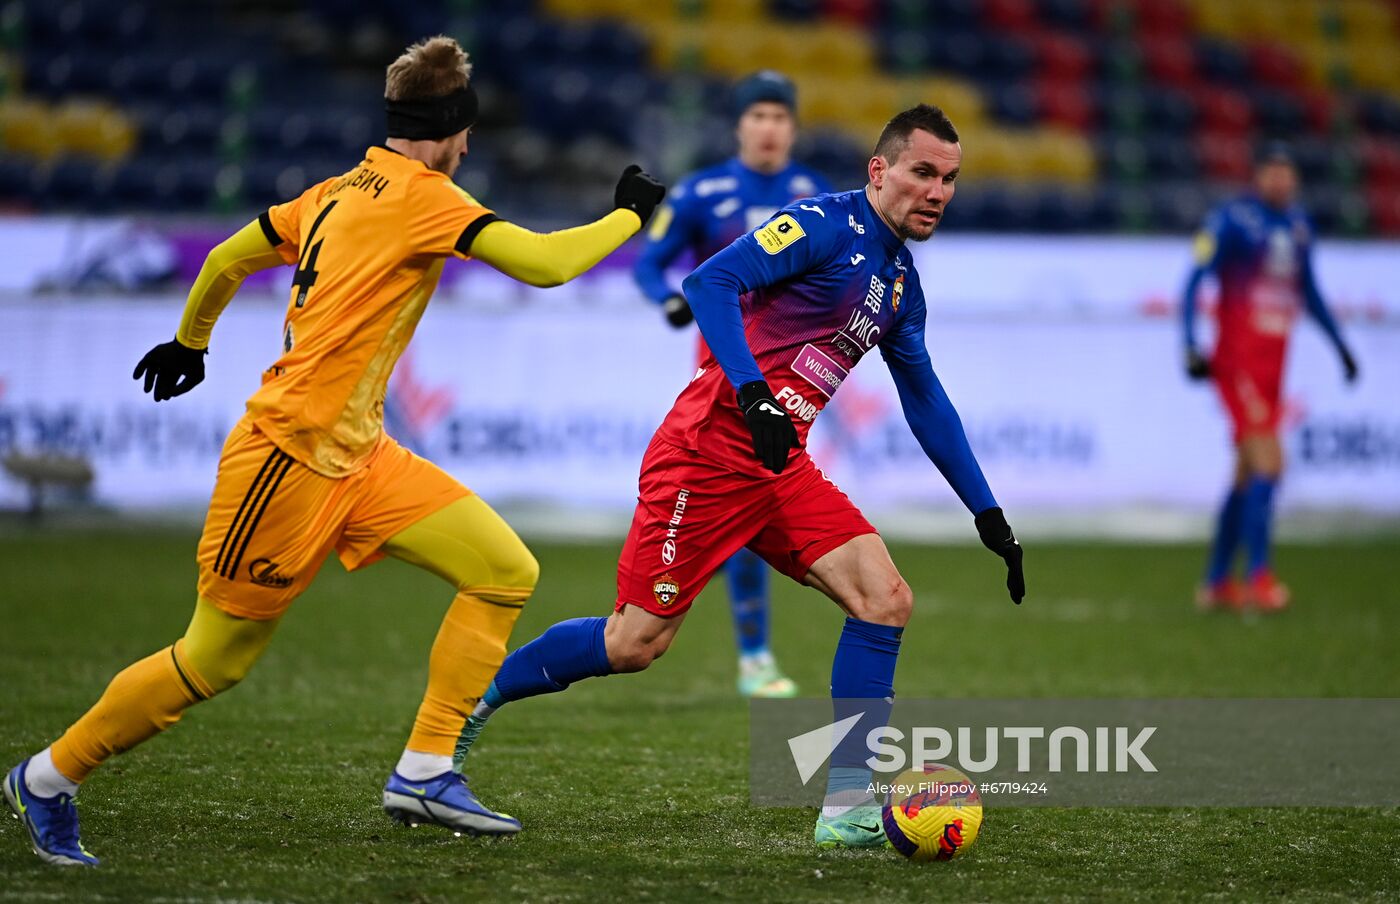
[406,592,525,756]
[50,640,213,783]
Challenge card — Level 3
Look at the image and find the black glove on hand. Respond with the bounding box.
[662,294,694,328]
[614,164,666,228]
[975,506,1025,604]
[133,338,206,401]
[1185,347,1211,381]
[737,380,799,474]
[1340,346,1359,384]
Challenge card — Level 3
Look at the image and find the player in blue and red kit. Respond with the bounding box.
[633,71,831,698]
[455,106,1025,848]
[1183,144,1359,612]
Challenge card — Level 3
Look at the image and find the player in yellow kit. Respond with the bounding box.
[3,36,665,866]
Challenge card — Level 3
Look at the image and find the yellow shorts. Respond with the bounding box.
[196,416,470,619]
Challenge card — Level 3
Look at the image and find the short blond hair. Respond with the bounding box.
[385,35,472,101]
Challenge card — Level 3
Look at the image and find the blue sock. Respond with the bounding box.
[1205,487,1246,584]
[1242,475,1278,577]
[485,617,612,707]
[725,548,770,656]
[825,617,903,809]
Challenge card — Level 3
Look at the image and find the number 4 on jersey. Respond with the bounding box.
[292,200,338,308]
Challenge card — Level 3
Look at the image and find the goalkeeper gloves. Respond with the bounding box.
[737,380,798,474]
[1185,347,1210,381]
[614,165,666,228]
[662,294,694,328]
[974,506,1025,604]
[133,337,206,401]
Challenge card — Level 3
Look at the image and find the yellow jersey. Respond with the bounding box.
[250,146,495,476]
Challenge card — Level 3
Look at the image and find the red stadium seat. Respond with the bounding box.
[1248,42,1306,93]
[1139,34,1196,88]
[1362,137,1400,188]
[1036,78,1097,131]
[1366,186,1400,234]
[822,0,877,26]
[1132,0,1192,35]
[1300,87,1344,135]
[1035,31,1095,81]
[1194,86,1253,135]
[982,0,1039,33]
[1197,131,1253,182]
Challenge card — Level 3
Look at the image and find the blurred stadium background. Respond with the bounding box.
[0,0,1397,536]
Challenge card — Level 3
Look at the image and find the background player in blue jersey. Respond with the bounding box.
[455,105,1024,849]
[633,71,832,698]
[1182,144,1359,612]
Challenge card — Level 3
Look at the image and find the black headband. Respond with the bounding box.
[385,85,478,140]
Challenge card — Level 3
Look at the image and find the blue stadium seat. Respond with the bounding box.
[1250,90,1306,137]
[1195,38,1250,85]
[1143,88,1197,132]
[1149,182,1210,233]
[1357,94,1400,137]
[1038,0,1092,29]
[990,81,1039,127]
[1143,133,1201,180]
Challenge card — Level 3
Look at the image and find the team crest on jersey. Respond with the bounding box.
[755,214,805,254]
[892,274,905,312]
[653,574,681,608]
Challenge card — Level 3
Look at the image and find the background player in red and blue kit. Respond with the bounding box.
[454,106,1024,848]
[633,71,831,698]
[1183,144,1359,612]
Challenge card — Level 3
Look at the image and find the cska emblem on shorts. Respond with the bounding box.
[652,574,680,608]
[892,274,904,313]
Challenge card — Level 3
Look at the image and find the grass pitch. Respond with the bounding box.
[1,529,1396,902]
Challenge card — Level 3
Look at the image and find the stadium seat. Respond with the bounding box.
[1139,34,1196,88]
[1250,89,1307,136]
[1036,79,1097,131]
[1196,131,1252,182]
[1034,32,1096,81]
[1039,0,1092,29]
[1194,37,1250,85]
[1247,42,1306,93]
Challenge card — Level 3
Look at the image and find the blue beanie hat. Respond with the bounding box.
[732,70,797,120]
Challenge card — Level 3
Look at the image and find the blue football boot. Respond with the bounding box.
[382,769,520,836]
[4,759,99,867]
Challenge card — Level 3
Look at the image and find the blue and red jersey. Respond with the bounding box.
[633,157,830,306]
[665,189,997,515]
[1182,194,1345,371]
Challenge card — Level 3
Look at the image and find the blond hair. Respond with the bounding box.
[385,35,472,101]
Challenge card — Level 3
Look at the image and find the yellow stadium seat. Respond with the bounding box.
[900,75,986,128]
[782,24,874,79]
[796,76,854,129]
[0,99,61,159]
[1028,130,1096,185]
[1299,42,1352,89]
[1189,0,1248,39]
[1337,0,1396,36]
[1350,46,1400,93]
[699,24,771,76]
[702,0,767,25]
[962,128,1022,182]
[54,102,135,161]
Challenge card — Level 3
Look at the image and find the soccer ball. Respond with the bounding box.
[881,763,983,861]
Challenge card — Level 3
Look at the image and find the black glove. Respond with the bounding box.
[975,506,1025,605]
[1340,346,1359,384]
[614,164,666,227]
[133,337,206,401]
[1185,347,1211,381]
[737,380,799,474]
[662,294,693,328]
